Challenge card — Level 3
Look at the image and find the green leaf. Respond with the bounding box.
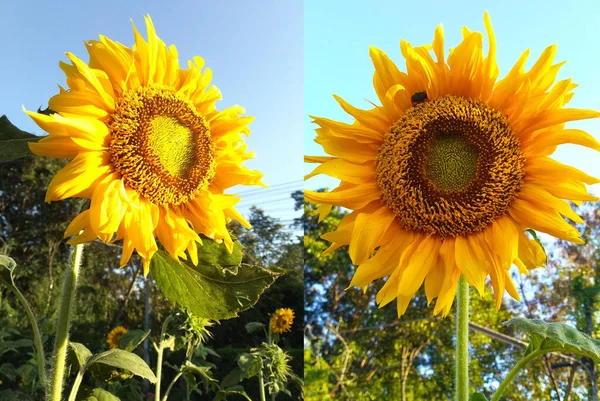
[196,237,244,274]
[86,349,157,383]
[505,318,600,362]
[181,360,218,383]
[151,249,279,320]
[0,255,17,288]
[220,368,244,388]
[237,353,263,379]
[68,342,92,372]
[245,322,266,334]
[0,115,40,162]
[212,388,252,401]
[470,393,489,401]
[0,363,17,381]
[118,329,150,352]
[16,363,37,385]
[76,387,121,401]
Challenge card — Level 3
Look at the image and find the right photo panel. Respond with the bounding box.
[303,1,600,400]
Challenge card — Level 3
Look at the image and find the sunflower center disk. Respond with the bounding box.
[426,132,478,191]
[109,86,215,206]
[149,116,197,178]
[376,95,525,238]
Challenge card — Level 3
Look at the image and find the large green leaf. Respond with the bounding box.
[0,115,40,162]
[505,318,600,361]
[470,393,489,401]
[86,349,157,383]
[196,238,244,273]
[151,249,279,320]
[76,387,121,401]
[118,329,150,352]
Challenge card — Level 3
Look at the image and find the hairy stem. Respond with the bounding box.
[455,275,469,401]
[48,243,84,401]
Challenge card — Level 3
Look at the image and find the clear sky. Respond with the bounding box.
[304,0,600,194]
[0,0,303,227]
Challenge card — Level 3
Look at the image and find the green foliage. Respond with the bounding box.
[68,342,93,371]
[470,393,489,401]
[151,248,279,320]
[0,115,40,162]
[76,387,121,401]
[117,330,150,352]
[245,322,266,334]
[505,318,600,361]
[238,353,263,379]
[0,255,17,287]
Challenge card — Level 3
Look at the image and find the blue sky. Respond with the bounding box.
[0,0,303,227]
[305,0,600,194]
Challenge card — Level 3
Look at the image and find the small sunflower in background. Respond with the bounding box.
[270,308,295,334]
[305,12,600,317]
[106,326,128,349]
[26,15,264,274]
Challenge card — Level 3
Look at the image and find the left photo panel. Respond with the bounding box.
[0,1,304,400]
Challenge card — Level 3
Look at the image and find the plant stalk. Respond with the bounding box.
[491,349,559,401]
[258,369,267,401]
[455,275,469,401]
[155,315,174,400]
[162,371,183,401]
[12,282,46,385]
[66,369,85,401]
[48,242,84,401]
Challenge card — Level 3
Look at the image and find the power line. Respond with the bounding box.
[236,181,303,196]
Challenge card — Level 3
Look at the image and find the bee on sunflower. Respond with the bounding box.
[305,12,600,317]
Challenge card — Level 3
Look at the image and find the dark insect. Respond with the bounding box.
[411,91,428,106]
[37,105,57,116]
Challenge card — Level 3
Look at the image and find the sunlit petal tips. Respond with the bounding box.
[27,16,264,274]
[305,12,599,317]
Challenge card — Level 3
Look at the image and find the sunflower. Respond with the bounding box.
[271,308,295,334]
[26,16,264,274]
[106,326,128,349]
[305,12,600,317]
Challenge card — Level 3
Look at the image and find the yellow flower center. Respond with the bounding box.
[376,95,525,237]
[109,86,215,206]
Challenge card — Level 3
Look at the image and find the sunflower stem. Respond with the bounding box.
[491,349,556,401]
[11,278,46,385]
[155,314,174,400]
[455,275,469,401]
[66,368,84,401]
[258,368,267,401]
[162,370,183,401]
[48,242,84,401]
